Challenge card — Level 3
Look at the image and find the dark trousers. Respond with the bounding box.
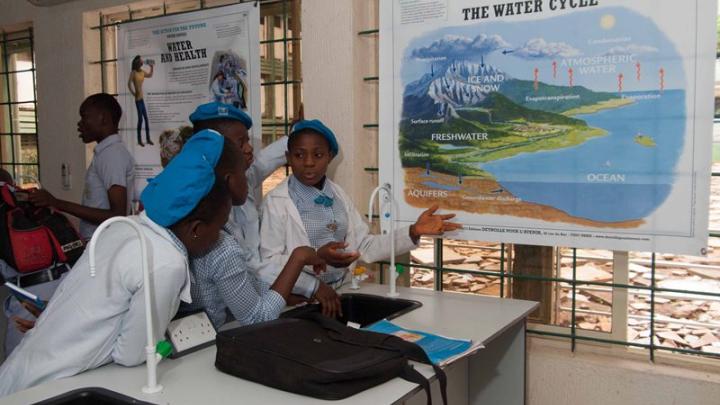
[135,99,150,143]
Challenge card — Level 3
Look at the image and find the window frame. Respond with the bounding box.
[0,27,40,186]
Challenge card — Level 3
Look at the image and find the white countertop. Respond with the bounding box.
[1,284,537,405]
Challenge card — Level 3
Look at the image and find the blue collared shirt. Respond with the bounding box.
[185,225,285,328]
[287,176,349,289]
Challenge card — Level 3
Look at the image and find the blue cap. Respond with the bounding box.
[289,119,339,156]
[189,102,253,129]
[141,129,225,227]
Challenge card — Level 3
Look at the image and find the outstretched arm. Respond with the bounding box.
[248,137,288,184]
[409,205,463,243]
[28,156,132,225]
[28,185,127,225]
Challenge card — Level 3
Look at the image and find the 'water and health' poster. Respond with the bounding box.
[379,0,717,255]
[117,3,260,200]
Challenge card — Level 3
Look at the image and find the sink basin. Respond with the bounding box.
[282,293,422,327]
[32,387,155,405]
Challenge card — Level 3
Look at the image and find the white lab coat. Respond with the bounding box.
[0,212,191,397]
[259,177,418,297]
[229,136,288,265]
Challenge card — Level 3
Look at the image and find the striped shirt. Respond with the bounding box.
[288,176,349,289]
[184,225,285,328]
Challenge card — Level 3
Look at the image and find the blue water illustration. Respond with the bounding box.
[398,7,688,224]
[439,144,471,151]
[422,181,462,191]
[481,91,685,222]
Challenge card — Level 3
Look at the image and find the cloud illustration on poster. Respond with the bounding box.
[512,38,581,59]
[411,34,511,60]
[604,44,659,57]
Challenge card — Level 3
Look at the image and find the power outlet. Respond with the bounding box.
[61,163,71,190]
[166,311,216,356]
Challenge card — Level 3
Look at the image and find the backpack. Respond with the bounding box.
[215,312,447,404]
[0,182,85,273]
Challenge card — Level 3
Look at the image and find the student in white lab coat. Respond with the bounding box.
[260,119,462,297]
[188,103,339,312]
[178,102,326,327]
[188,101,288,265]
[0,129,241,397]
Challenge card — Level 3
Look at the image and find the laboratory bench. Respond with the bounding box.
[0,283,537,405]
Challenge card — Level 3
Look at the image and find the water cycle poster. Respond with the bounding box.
[117,3,260,200]
[379,0,717,255]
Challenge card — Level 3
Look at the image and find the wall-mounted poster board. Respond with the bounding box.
[117,3,260,199]
[379,0,717,255]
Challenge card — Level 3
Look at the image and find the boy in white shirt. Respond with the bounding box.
[28,93,135,240]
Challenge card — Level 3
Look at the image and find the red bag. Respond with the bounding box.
[0,182,84,273]
[6,209,55,272]
[41,209,85,264]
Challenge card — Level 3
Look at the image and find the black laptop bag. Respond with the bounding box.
[215,313,447,404]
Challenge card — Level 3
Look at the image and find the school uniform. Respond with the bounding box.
[185,224,285,329]
[190,103,311,302]
[185,104,294,324]
[228,137,318,302]
[260,176,418,295]
[0,213,191,396]
[189,101,268,263]
[80,134,135,240]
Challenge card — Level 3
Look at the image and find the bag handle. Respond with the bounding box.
[291,312,448,404]
[390,340,448,405]
[397,363,448,405]
[399,363,434,405]
[290,311,346,331]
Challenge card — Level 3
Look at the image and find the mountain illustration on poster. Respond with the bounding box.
[398,7,685,227]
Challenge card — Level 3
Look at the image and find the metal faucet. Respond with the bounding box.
[368,183,399,297]
[88,217,164,394]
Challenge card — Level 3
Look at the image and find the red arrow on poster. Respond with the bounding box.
[552,60,557,79]
[618,73,624,93]
[659,68,665,93]
[636,62,641,81]
[534,67,539,92]
[568,68,573,87]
